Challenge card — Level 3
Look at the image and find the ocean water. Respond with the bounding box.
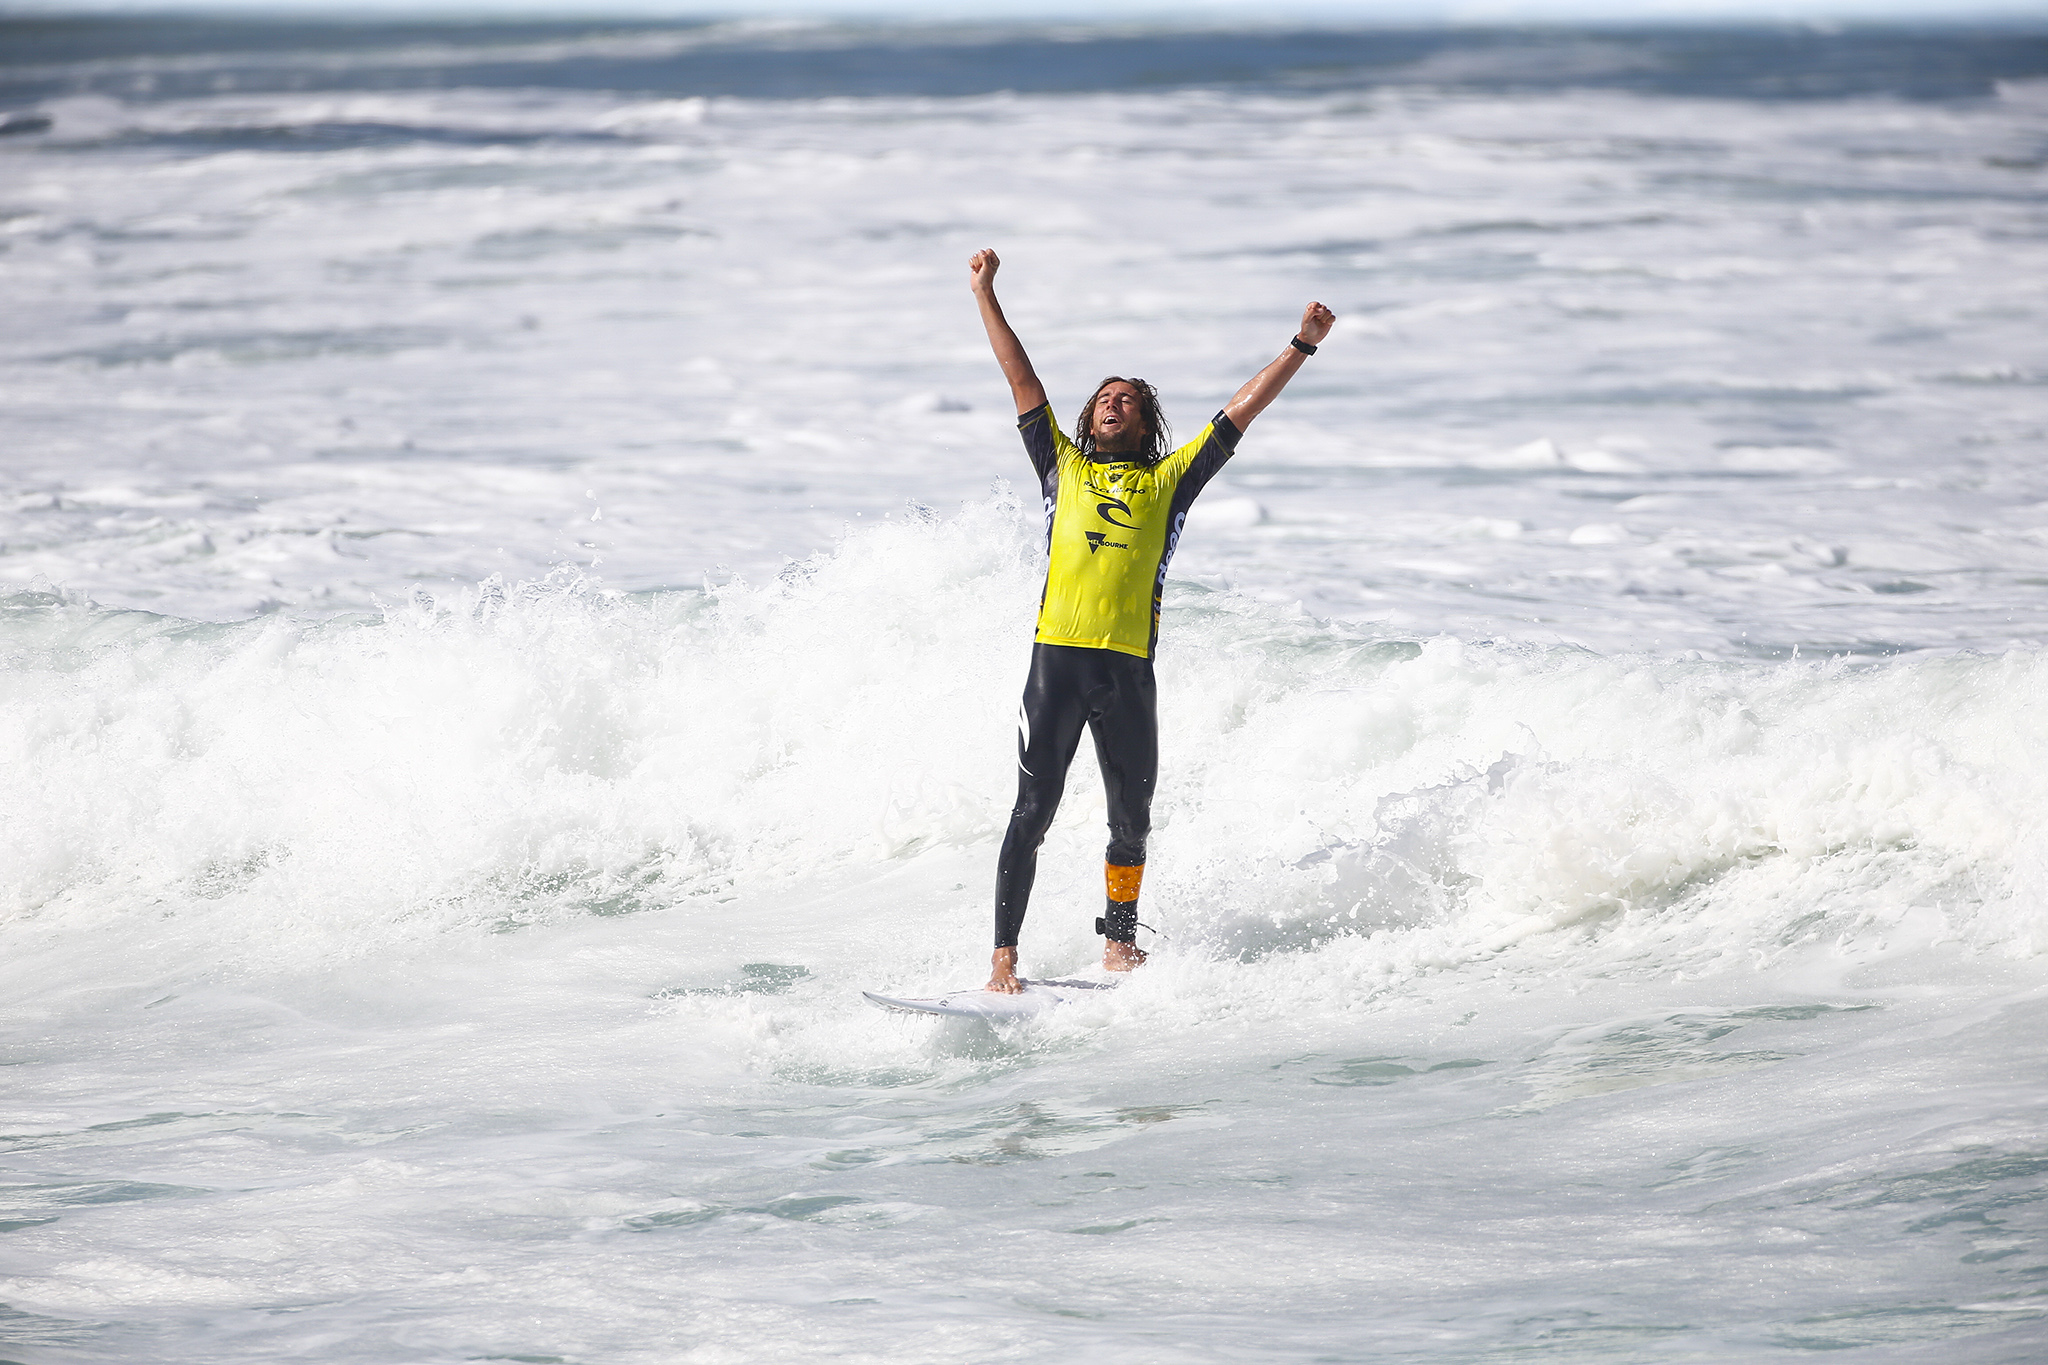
[5,19,2048,1363]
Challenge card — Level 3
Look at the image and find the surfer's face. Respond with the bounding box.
[1091,383,1147,453]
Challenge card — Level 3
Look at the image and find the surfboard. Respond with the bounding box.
[862,978,1117,1020]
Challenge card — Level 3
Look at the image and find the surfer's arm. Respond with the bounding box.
[970,249,1049,418]
[1223,301,1336,432]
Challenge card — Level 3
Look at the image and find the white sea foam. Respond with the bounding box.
[5,510,2048,1359]
[7,501,2044,1004]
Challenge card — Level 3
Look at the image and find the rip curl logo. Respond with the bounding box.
[1085,478,1139,531]
[1085,531,1129,553]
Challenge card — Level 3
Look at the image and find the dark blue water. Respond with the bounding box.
[2,17,2046,121]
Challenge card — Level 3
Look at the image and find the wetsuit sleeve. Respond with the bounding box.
[1019,404,1079,545]
[1017,404,1067,485]
[1164,410,1241,501]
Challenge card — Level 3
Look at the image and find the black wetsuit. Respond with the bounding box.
[993,643,1157,948]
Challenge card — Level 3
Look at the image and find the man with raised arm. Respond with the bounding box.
[969,248,1335,993]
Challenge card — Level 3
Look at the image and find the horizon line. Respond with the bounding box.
[4,3,2047,26]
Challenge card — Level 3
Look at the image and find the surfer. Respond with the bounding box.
[970,248,1334,993]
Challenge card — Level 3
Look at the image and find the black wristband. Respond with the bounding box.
[1290,336,1318,356]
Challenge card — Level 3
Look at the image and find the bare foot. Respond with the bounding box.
[986,946,1023,993]
[1103,939,1148,972]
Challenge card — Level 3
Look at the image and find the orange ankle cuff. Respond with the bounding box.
[1105,862,1144,903]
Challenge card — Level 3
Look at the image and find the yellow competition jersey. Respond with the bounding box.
[1019,404,1241,659]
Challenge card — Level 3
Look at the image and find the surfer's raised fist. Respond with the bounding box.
[1299,301,1335,345]
[969,248,1001,293]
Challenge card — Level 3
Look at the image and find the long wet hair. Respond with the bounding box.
[1074,376,1171,465]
